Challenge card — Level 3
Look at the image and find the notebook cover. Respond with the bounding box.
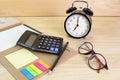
[0,45,77,80]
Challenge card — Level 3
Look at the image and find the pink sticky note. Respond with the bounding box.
[33,62,46,72]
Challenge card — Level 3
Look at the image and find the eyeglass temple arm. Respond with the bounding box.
[79,43,92,51]
[97,59,108,73]
[80,47,90,51]
[85,44,91,50]
[98,63,101,73]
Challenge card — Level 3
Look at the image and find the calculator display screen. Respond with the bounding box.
[25,34,37,47]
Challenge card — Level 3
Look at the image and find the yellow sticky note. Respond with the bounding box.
[5,49,38,69]
[38,60,50,69]
[26,66,39,77]
[29,64,43,74]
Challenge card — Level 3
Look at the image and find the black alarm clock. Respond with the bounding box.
[64,0,93,39]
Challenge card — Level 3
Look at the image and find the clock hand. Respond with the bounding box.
[73,16,79,31]
[73,25,78,31]
[77,16,79,26]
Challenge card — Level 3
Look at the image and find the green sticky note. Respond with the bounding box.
[26,66,38,77]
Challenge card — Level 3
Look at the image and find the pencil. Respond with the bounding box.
[50,42,69,71]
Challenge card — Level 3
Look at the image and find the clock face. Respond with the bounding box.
[64,13,91,38]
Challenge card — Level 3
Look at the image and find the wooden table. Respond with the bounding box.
[0,17,120,80]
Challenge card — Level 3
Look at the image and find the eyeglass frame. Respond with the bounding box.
[78,42,108,73]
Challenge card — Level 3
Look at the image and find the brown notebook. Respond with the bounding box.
[0,18,77,80]
[0,45,77,80]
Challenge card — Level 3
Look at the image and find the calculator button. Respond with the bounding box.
[39,42,42,45]
[57,40,61,42]
[43,43,47,46]
[41,46,46,49]
[56,45,59,47]
[53,39,57,42]
[48,41,52,44]
[53,41,56,44]
[56,42,60,45]
[42,37,45,39]
[50,39,53,41]
[38,45,41,48]
[46,47,50,50]
[55,48,59,52]
[47,44,51,46]
[51,44,55,47]
[50,47,54,51]
[45,38,49,40]
[40,40,44,43]
[44,40,48,43]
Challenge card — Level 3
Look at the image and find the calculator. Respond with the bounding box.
[17,30,63,55]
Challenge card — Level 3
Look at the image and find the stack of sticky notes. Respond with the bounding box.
[21,60,50,80]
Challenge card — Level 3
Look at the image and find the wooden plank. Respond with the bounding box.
[0,0,119,17]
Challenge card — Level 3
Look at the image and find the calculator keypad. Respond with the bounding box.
[36,35,63,54]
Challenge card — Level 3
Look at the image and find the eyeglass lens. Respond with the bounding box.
[79,42,93,54]
[88,53,106,70]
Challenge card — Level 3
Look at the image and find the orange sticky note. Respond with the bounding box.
[38,60,50,69]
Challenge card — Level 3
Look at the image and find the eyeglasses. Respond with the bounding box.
[78,42,108,73]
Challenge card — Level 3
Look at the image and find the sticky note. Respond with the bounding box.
[21,69,34,80]
[5,49,38,69]
[34,62,46,72]
[38,60,50,69]
[29,64,43,74]
[26,66,38,77]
